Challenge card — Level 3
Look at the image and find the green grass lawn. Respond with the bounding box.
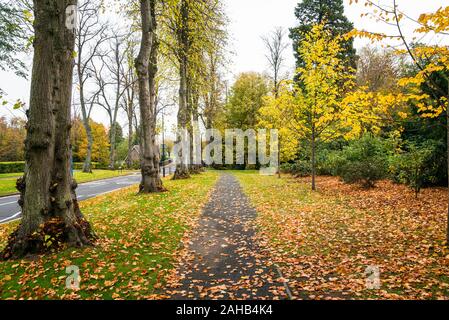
[0,173,23,179]
[0,170,138,197]
[0,171,220,300]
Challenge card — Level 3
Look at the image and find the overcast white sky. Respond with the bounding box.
[225,0,448,78]
[1,0,448,130]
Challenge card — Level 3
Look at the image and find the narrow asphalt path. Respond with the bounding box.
[0,165,176,224]
[167,174,287,300]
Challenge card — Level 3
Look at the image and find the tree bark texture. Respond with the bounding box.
[135,0,165,193]
[173,0,191,180]
[1,0,96,260]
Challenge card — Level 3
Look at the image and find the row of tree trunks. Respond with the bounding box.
[136,0,165,193]
[173,0,191,180]
[189,84,203,174]
[1,0,95,260]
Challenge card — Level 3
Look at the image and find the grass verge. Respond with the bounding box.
[0,171,219,300]
[233,171,449,300]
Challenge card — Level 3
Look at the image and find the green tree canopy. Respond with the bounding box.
[224,72,268,130]
[0,1,31,79]
[289,0,356,71]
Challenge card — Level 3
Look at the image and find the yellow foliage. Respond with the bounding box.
[349,2,449,119]
[259,24,401,161]
[417,6,449,34]
[71,118,110,163]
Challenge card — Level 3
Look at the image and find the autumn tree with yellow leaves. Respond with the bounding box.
[261,24,353,190]
[160,0,228,179]
[71,117,110,164]
[260,23,403,191]
[260,24,380,190]
[348,0,449,242]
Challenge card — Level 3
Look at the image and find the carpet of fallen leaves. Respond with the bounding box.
[235,171,449,300]
[0,172,219,300]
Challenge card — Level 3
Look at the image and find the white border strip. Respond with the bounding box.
[0,201,17,207]
[0,211,21,224]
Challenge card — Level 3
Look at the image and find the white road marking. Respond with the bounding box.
[0,211,21,224]
[0,201,17,207]
[85,182,107,187]
[0,195,19,200]
[0,217,20,224]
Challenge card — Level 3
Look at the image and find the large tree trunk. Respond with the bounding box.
[173,0,190,180]
[136,0,164,193]
[1,0,95,260]
[173,57,191,179]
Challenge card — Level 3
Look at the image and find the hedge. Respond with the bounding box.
[0,162,25,174]
[1,161,135,174]
[73,162,101,170]
[1,162,109,173]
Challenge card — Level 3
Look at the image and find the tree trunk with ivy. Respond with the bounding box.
[1,0,96,261]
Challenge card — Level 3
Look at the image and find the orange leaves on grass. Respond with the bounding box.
[0,172,220,300]
[237,173,449,300]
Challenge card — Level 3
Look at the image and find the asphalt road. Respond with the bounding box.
[0,165,175,224]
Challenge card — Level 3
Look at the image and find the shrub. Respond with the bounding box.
[389,140,439,197]
[281,160,311,177]
[333,134,392,188]
[319,150,345,176]
[0,161,25,174]
[73,162,102,170]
